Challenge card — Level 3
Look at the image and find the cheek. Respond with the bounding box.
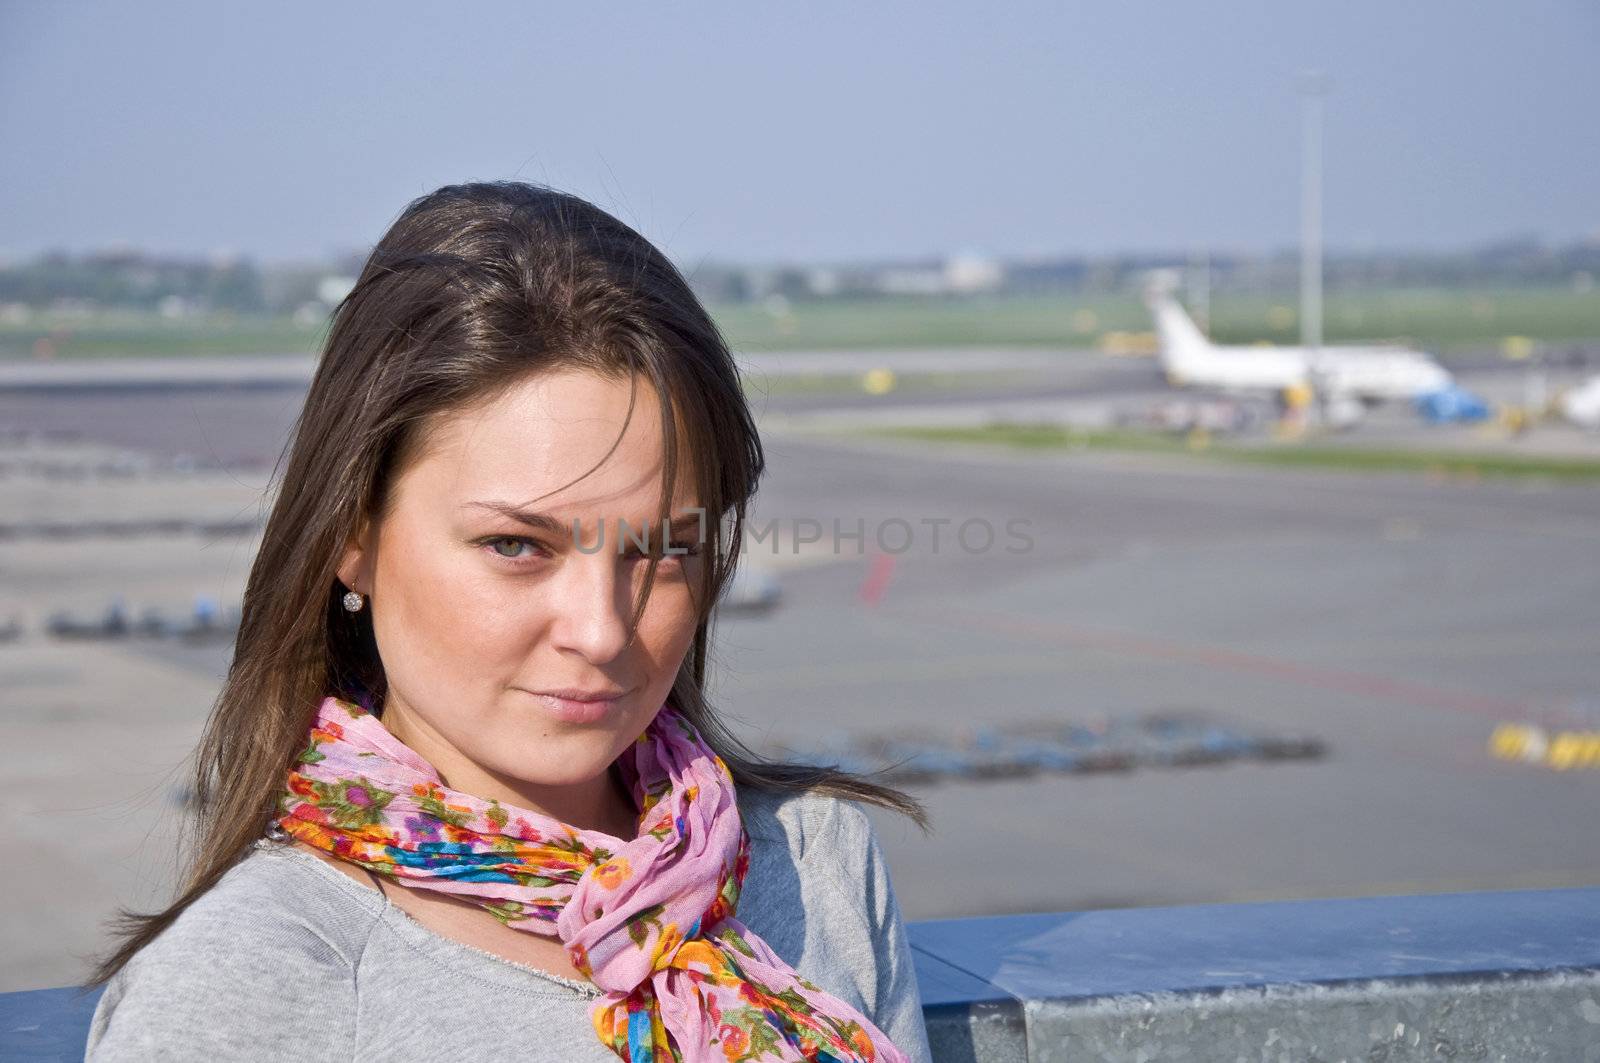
[633,577,702,677]
[370,531,530,700]
[613,589,699,750]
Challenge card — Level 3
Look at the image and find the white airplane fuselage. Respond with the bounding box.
[1146,289,1454,401]
[1560,374,1600,429]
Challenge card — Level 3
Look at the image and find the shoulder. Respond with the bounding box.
[129,841,382,969]
[733,785,935,1062]
[738,784,880,868]
[735,784,889,924]
[87,842,383,1060]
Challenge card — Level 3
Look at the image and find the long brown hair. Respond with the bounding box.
[91,181,923,987]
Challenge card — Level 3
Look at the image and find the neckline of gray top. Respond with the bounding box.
[254,839,605,998]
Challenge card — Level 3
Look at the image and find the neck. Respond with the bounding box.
[376,696,639,840]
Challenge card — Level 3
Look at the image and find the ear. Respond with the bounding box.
[336,516,374,595]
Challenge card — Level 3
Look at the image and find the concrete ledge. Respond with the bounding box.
[1011,969,1600,1062]
[905,886,1600,1061]
[7,888,1598,1061]
[911,946,1028,1063]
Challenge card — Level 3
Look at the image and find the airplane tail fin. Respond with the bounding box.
[1140,272,1211,377]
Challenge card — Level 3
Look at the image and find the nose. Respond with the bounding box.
[547,539,638,664]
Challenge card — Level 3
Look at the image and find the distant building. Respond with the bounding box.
[317,276,356,305]
[943,253,1003,294]
[875,263,948,296]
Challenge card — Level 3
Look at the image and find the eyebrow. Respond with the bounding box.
[463,501,705,537]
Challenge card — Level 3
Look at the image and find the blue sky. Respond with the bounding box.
[2,0,1596,265]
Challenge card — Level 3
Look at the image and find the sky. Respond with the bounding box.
[1,0,1597,267]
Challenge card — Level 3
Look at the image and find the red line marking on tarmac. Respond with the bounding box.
[908,606,1534,721]
[858,551,897,607]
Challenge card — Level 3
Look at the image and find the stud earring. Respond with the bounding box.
[342,589,365,613]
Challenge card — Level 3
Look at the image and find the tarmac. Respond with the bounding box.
[2,352,1597,990]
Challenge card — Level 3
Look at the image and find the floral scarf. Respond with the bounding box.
[277,695,910,1063]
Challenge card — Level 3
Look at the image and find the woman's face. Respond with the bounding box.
[337,368,706,825]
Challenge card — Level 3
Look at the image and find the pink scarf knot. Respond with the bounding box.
[278,695,909,1063]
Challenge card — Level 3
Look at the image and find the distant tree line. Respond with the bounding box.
[0,250,272,313]
[2,237,1597,316]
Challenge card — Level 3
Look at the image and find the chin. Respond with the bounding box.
[476,729,632,789]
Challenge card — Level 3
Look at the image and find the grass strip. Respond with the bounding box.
[857,423,1600,482]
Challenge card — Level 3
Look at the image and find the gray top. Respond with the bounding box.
[85,786,933,1063]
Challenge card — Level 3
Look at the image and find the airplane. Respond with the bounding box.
[1559,374,1600,430]
[1141,271,1488,426]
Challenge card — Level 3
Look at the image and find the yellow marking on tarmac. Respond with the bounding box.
[1502,335,1535,361]
[861,368,896,395]
[1489,723,1600,770]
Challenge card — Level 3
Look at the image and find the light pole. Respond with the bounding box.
[1298,70,1329,356]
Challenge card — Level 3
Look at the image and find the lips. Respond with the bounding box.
[521,686,631,724]
[533,687,630,702]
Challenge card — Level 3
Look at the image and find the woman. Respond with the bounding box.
[85,182,934,1062]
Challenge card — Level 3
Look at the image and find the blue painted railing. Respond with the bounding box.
[7,887,1599,1061]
